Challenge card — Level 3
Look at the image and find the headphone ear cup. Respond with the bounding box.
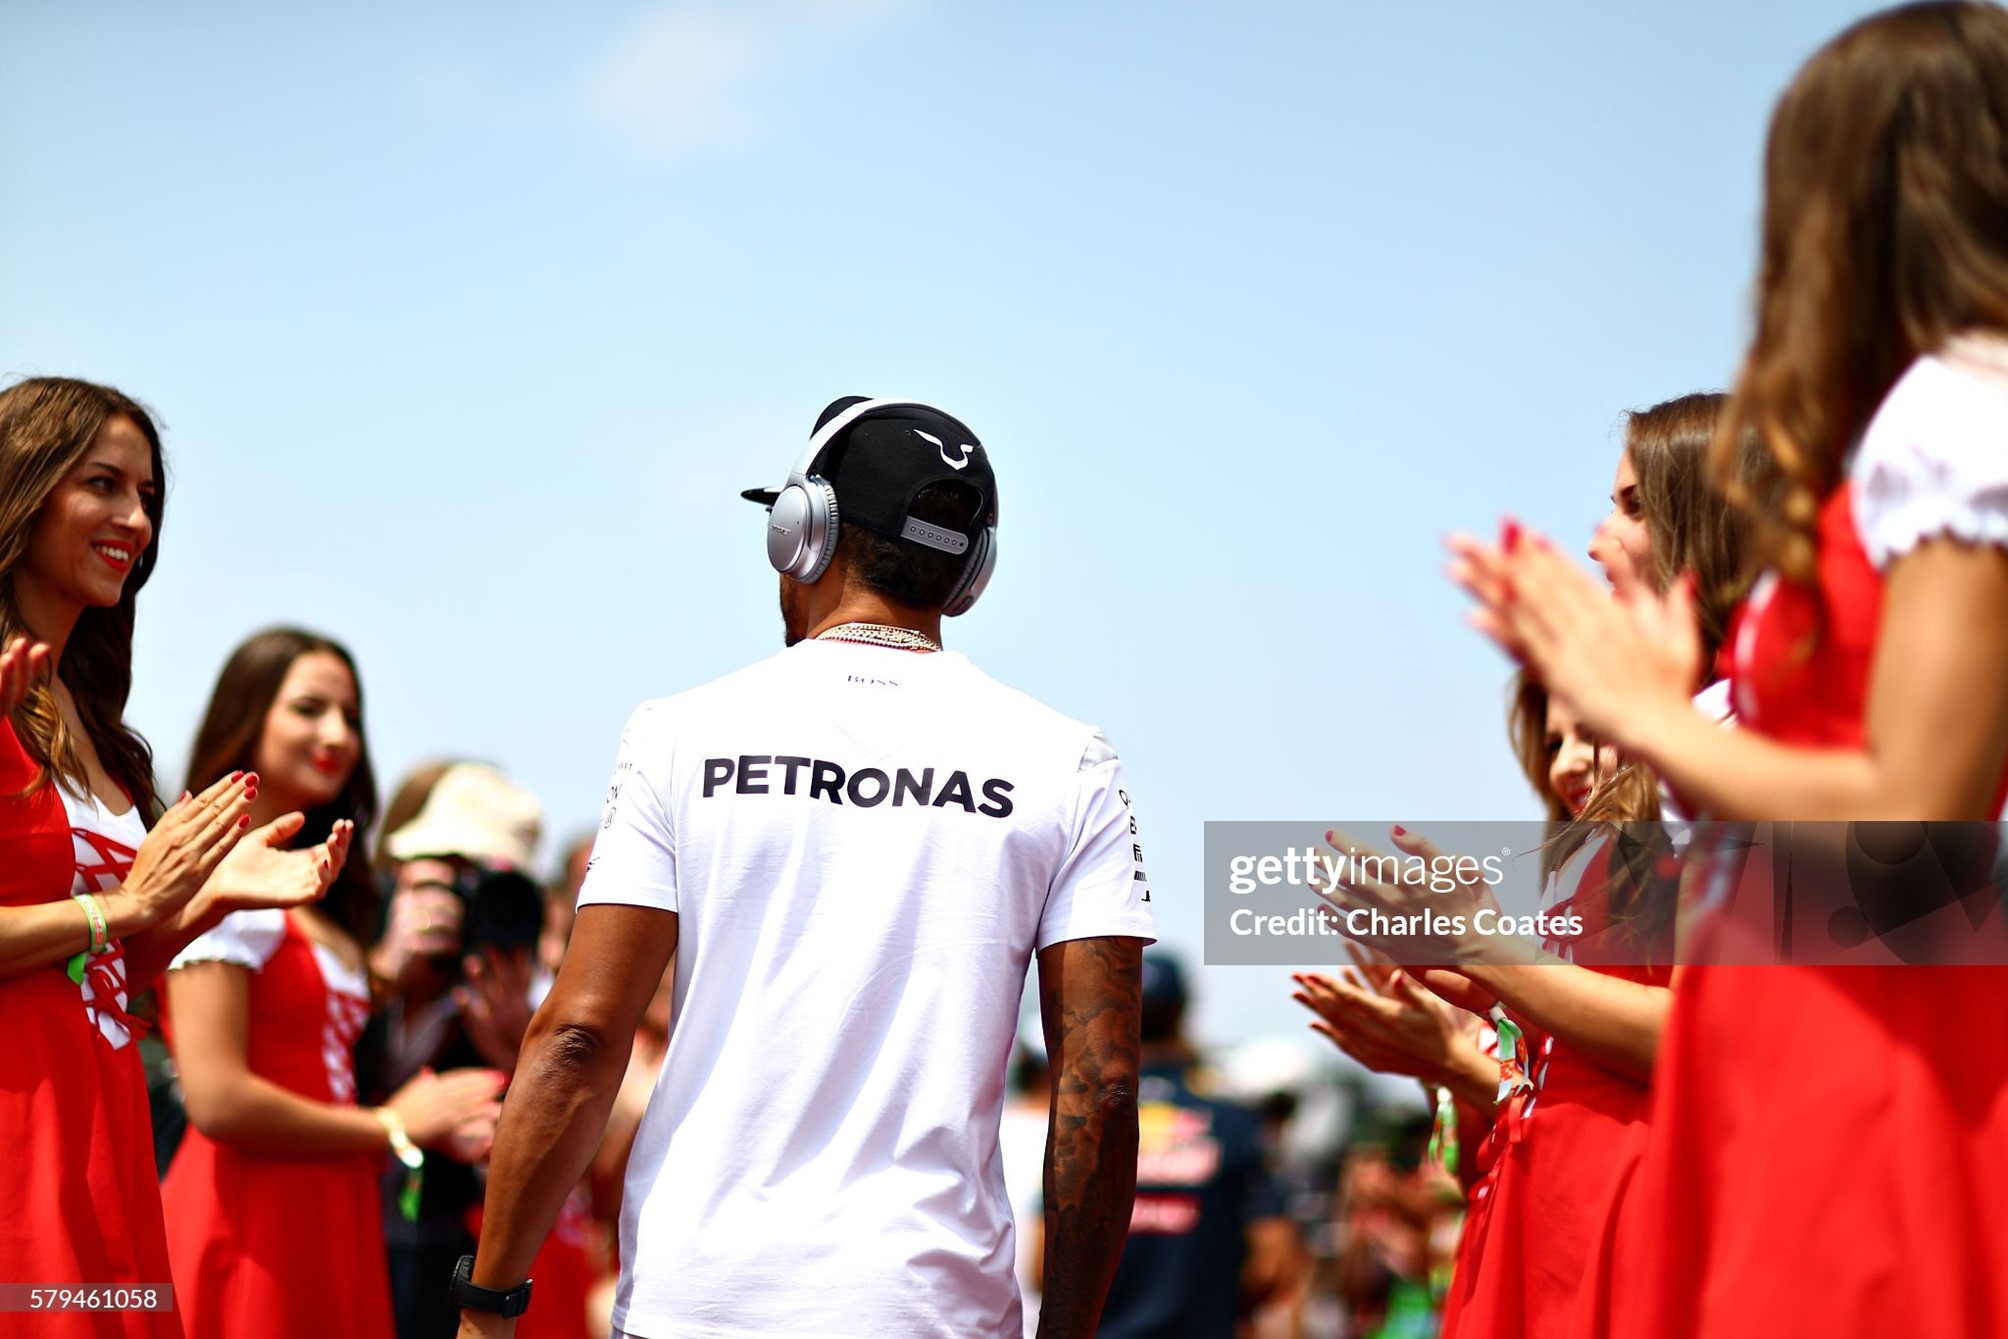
[943,525,996,617]
[767,478,841,581]
[800,478,840,583]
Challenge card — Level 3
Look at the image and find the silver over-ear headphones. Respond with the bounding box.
[940,525,996,618]
[765,398,999,617]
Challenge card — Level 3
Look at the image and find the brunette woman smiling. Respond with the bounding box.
[0,378,351,1336]
[160,629,503,1339]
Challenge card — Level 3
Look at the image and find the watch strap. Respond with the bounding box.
[452,1255,532,1318]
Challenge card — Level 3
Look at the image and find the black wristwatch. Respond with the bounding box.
[452,1255,533,1318]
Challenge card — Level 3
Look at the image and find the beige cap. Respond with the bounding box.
[383,762,542,870]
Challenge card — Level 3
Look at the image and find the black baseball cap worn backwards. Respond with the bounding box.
[741,396,998,555]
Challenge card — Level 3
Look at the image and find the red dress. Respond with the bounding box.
[159,910,390,1339]
[1611,342,2008,1337]
[1440,838,1671,1339]
[0,721,180,1339]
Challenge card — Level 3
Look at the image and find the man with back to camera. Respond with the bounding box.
[454,397,1156,1339]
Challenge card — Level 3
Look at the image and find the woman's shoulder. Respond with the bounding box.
[1851,330,2008,568]
[170,908,288,974]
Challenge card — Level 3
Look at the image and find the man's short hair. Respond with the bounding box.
[836,479,985,610]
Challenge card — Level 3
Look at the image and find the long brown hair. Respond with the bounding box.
[1623,393,1760,671]
[0,378,165,815]
[1509,672,1672,965]
[184,628,380,941]
[1714,1,2008,583]
[1508,670,1660,873]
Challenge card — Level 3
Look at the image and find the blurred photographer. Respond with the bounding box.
[361,762,546,1339]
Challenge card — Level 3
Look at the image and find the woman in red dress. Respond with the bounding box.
[1453,5,2008,1332]
[0,378,351,1338]
[1305,393,1754,1339]
[161,629,506,1339]
[1301,685,1665,1339]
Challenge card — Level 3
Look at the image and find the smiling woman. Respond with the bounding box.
[2,383,164,818]
[23,419,150,607]
[158,629,504,1339]
[0,379,353,1336]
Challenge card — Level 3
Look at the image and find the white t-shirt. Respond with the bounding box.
[577,640,1158,1339]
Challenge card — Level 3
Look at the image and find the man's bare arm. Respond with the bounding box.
[1035,935,1145,1339]
[457,904,677,1339]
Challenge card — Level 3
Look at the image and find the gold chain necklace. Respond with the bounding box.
[813,622,941,652]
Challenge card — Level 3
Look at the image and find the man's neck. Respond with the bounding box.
[804,585,943,648]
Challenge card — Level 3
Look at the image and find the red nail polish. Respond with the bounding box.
[229,771,243,782]
[1393,824,1407,836]
[1502,518,1521,553]
[238,816,251,829]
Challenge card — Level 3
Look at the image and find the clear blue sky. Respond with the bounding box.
[1,0,1886,1047]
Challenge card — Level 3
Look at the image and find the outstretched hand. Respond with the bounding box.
[1445,520,1700,745]
[1339,938,1501,1014]
[0,636,51,721]
[386,1065,507,1149]
[1292,949,1476,1085]
[116,773,259,929]
[1311,825,1506,965]
[196,814,354,919]
[1411,966,1497,1015]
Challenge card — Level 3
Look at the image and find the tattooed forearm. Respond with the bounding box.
[1035,935,1145,1339]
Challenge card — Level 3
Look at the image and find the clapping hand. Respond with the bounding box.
[1331,934,1497,1015]
[385,1066,507,1149]
[1311,825,1504,965]
[115,774,259,929]
[439,1105,501,1166]
[195,813,354,920]
[1410,965,1497,1015]
[1292,945,1477,1085]
[1446,520,1700,745]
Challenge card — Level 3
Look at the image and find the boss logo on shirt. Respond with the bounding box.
[701,755,1015,818]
